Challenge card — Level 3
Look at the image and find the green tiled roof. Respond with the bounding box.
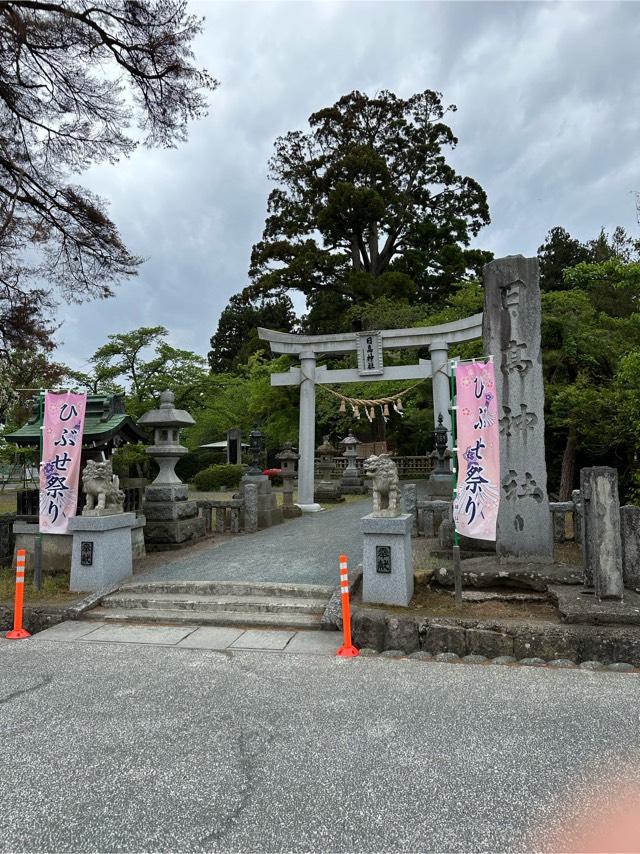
[5,393,147,447]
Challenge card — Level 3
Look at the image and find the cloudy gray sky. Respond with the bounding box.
[60,0,640,370]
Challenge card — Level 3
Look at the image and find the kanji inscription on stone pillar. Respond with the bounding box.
[483,255,553,560]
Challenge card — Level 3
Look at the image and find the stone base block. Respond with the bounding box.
[131,516,146,561]
[282,503,302,519]
[425,473,453,500]
[144,484,189,502]
[68,512,135,593]
[144,515,206,545]
[361,513,413,607]
[13,522,72,575]
[341,481,367,495]
[142,500,198,521]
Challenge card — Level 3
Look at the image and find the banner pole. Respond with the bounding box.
[34,390,44,591]
[449,362,463,608]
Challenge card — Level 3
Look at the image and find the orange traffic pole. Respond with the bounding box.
[336,554,359,658]
[6,549,31,640]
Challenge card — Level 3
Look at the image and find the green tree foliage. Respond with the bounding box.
[208,294,296,373]
[0,0,217,363]
[247,89,492,331]
[538,229,640,498]
[84,326,208,416]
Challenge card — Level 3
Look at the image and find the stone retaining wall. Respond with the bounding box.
[350,607,640,666]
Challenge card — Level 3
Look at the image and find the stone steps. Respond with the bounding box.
[84,606,325,631]
[98,591,329,616]
[116,580,335,599]
[84,579,335,632]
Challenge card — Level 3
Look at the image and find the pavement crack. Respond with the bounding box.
[198,717,279,850]
[0,674,53,704]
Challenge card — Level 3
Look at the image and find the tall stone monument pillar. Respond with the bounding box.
[483,256,553,561]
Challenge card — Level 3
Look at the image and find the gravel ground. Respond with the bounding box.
[1,637,639,853]
[134,495,372,586]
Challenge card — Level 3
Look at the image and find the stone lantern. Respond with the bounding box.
[138,390,194,486]
[315,436,343,503]
[340,431,366,494]
[247,425,265,476]
[138,390,206,547]
[426,412,453,500]
[276,442,301,518]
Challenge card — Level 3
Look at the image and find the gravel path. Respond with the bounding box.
[135,495,372,586]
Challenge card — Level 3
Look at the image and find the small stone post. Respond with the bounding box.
[244,483,258,534]
[581,466,624,600]
[620,505,640,591]
[402,483,417,536]
[483,255,553,561]
[572,489,583,545]
[276,443,302,519]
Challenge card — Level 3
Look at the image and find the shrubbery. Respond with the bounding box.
[192,464,246,492]
[175,449,225,482]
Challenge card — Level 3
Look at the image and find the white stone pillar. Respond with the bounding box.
[430,341,451,446]
[297,350,321,512]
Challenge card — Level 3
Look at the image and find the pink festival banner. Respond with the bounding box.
[453,361,500,541]
[39,392,87,534]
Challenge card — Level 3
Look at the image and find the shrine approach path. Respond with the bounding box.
[134,495,372,586]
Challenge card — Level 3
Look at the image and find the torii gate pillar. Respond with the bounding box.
[298,350,321,512]
[429,341,452,438]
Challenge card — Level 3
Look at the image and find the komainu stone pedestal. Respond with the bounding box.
[69,512,135,592]
[361,513,413,606]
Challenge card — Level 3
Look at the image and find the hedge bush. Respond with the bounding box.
[175,449,225,482]
[192,464,246,492]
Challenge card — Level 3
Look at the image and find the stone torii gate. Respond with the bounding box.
[258,313,483,512]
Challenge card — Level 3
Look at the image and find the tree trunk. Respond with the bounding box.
[559,424,577,501]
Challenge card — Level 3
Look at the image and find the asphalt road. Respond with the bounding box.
[1,637,639,853]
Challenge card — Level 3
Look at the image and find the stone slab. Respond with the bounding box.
[435,556,583,590]
[35,620,105,641]
[228,629,295,650]
[362,513,413,607]
[81,624,195,645]
[483,255,553,560]
[175,626,244,649]
[144,516,207,544]
[550,585,640,626]
[68,512,136,533]
[144,484,189,502]
[142,500,198,521]
[581,467,624,599]
[361,512,413,535]
[620,505,640,591]
[283,631,342,654]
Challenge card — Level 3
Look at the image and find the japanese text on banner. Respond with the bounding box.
[39,392,87,534]
[453,362,500,540]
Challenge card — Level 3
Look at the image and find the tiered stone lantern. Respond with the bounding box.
[276,442,301,518]
[426,412,453,500]
[315,436,343,503]
[340,431,366,494]
[138,390,206,547]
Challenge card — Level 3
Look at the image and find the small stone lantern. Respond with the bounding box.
[426,411,453,500]
[340,431,366,494]
[276,442,301,518]
[315,436,343,503]
[247,425,265,476]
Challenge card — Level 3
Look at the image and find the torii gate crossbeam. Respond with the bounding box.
[258,313,483,512]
